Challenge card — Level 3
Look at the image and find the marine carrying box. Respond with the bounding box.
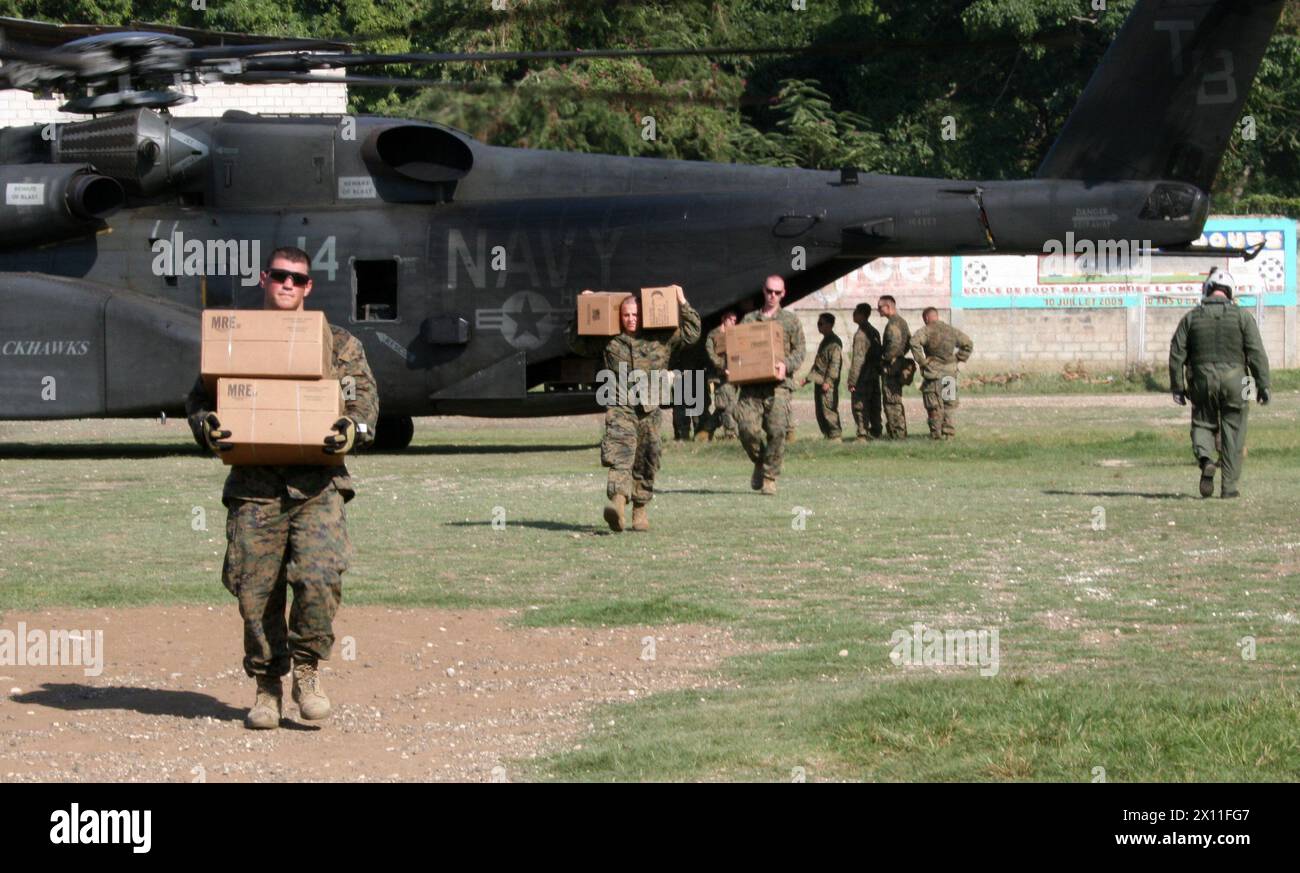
[639,285,680,330]
[576,292,633,336]
[201,309,333,391]
[725,321,784,384]
[215,378,343,466]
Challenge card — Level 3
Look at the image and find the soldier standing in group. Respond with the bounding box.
[186,246,379,730]
[1168,269,1271,498]
[569,287,701,530]
[878,295,913,439]
[847,303,883,441]
[670,331,707,441]
[733,275,805,495]
[802,313,843,439]
[704,309,739,440]
[909,307,974,439]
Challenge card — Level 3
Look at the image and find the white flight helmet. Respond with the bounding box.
[1202,268,1236,299]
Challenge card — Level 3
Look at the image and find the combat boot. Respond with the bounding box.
[292,661,331,720]
[694,430,712,442]
[245,675,282,730]
[603,493,627,532]
[750,462,764,491]
[631,502,650,531]
[761,477,777,496]
[786,429,797,445]
[1198,458,1216,498]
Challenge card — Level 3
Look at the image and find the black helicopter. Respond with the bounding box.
[0,1,1285,448]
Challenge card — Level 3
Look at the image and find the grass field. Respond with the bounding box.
[2,387,1299,781]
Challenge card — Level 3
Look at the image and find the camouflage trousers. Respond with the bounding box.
[851,373,883,439]
[602,405,662,503]
[736,383,792,479]
[882,368,907,439]
[709,380,739,437]
[814,382,842,439]
[222,486,350,678]
[920,377,958,439]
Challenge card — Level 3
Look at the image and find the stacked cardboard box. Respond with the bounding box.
[200,309,342,466]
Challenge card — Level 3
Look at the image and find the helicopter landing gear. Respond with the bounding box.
[373,415,415,451]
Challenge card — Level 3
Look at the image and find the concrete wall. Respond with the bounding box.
[791,303,1294,379]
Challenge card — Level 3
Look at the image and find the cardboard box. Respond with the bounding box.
[215,377,344,466]
[201,309,333,390]
[639,285,681,330]
[725,321,785,385]
[576,292,633,336]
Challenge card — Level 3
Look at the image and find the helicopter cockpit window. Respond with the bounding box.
[354,258,399,321]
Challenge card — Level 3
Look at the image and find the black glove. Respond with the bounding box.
[1257,387,1270,406]
[1172,391,1187,406]
[189,412,232,454]
[323,417,356,455]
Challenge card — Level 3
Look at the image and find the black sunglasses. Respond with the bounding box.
[266,268,311,286]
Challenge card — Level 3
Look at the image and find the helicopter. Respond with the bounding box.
[0,1,1285,449]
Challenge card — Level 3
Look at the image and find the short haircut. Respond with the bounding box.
[879,294,896,306]
[620,295,639,311]
[818,313,835,327]
[922,306,939,320]
[266,245,311,270]
[854,303,872,318]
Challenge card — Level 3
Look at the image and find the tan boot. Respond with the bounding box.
[785,430,796,445]
[761,477,777,496]
[245,675,282,730]
[631,502,649,531]
[603,493,626,532]
[292,661,331,721]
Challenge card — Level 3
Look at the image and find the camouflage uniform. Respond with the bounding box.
[670,336,708,439]
[186,323,379,680]
[847,321,883,439]
[809,331,843,439]
[909,319,973,439]
[734,308,806,479]
[704,325,738,438]
[881,313,912,439]
[1168,297,1270,496]
[569,304,702,503]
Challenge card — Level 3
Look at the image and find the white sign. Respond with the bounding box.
[6,183,44,206]
[338,176,377,200]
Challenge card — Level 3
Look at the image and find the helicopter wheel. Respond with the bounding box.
[373,415,415,451]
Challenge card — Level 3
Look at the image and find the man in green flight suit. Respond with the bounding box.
[801,312,843,439]
[186,246,380,730]
[1168,268,1271,498]
[569,287,702,531]
[732,275,806,495]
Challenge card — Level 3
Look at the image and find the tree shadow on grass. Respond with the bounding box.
[1043,489,1191,500]
[13,683,319,730]
[444,519,606,533]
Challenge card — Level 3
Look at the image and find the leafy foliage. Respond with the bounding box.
[2,0,1297,211]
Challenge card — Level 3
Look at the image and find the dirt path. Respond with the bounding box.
[0,606,748,782]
